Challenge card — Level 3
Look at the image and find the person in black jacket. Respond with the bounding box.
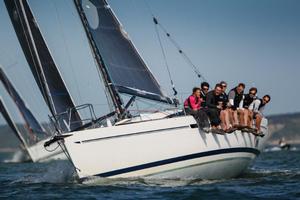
[218,81,234,132]
[200,82,210,108]
[206,84,223,132]
[240,87,257,128]
[228,83,245,128]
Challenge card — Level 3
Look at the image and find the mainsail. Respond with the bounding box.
[0,97,29,151]
[0,68,46,136]
[5,0,82,131]
[74,0,172,104]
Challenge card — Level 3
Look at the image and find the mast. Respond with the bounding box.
[73,0,123,116]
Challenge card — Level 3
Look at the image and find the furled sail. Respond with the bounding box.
[0,68,46,136]
[75,0,172,104]
[5,0,82,131]
[0,97,29,150]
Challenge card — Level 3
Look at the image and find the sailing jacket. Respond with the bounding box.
[200,91,207,108]
[219,92,228,109]
[228,87,244,110]
[184,95,202,110]
[206,90,221,109]
[241,94,257,109]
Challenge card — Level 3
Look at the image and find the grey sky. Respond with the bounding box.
[0,0,300,125]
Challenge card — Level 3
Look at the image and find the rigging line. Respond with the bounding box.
[156,23,207,82]
[143,0,206,82]
[52,1,85,113]
[143,0,177,96]
[153,19,177,95]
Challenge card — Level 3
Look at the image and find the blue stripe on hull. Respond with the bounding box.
[94,147,260,178]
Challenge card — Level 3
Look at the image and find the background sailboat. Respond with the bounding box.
[0,67,65,162]
[5,0,83,132]
[0,97,31,162]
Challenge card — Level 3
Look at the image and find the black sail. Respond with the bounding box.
[0,97,29,150]
[0,68,46,136]
[5,0,82,131]
[75,0,172,103]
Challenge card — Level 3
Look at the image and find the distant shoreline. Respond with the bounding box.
[0,148,18,153]
[267,139,300,145]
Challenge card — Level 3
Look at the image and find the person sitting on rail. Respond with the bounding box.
[184,87,210,130]
[206,84,224,133]
[249,95,271,136]
[228,83,246,128]
[200,82,210,108]
[218,81,235,132]
[184,87,202,113]
[240,87,258,129]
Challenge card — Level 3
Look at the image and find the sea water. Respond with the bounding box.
[0,146,299,200]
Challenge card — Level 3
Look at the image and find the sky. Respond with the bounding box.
[0,0,300,126]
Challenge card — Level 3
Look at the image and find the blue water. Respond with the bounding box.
[0,147,299,200]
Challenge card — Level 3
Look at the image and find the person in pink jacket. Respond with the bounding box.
[184,87,202,111]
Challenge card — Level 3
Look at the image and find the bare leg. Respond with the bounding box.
[242,109,249,127]
[220,110,226,130]
[255,114,263,132]
[237,109,245,126]
[224,109,231,130]
[233,110,239,127]
[247,110,253,127]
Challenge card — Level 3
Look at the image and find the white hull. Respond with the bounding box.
[63,115,269,180]
[27,138,66,162]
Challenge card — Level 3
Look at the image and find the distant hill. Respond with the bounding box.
[268,112,300,144]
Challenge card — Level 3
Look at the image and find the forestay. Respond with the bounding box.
[75,0,172,104]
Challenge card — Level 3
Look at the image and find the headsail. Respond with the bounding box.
[0,97,29,151]
[5,0,82,131]
[74,0,172,104]
[0,68,46,136]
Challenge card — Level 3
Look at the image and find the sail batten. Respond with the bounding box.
[75,0,172,104]
[5,0,82,131]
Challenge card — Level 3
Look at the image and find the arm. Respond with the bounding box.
[189,96,199,110]
[249,100,260,113]
[228,90,235,107]
[258,106,265,116]
[238,95,244,109]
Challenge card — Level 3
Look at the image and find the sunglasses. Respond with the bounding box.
[202,87,209,91]
[221,85,227,88]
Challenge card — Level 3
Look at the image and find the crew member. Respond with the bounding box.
[228,83,245,128]
[249,95,271,136]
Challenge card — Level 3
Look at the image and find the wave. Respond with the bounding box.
[9,160,75,185]
[263,146,298,152]
[3,150,31,163]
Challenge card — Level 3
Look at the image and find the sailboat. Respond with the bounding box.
[0,97,30,162]
[0,67,65,162]
[7,0,270,180]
